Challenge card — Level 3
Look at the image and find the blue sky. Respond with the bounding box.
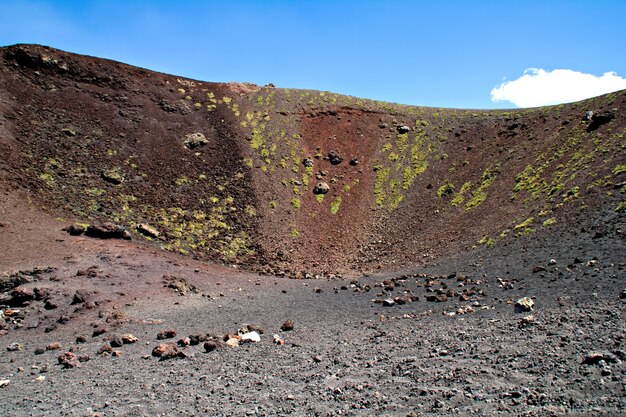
[1,0,625,109]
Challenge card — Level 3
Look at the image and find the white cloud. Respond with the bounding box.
[490,68,626,108]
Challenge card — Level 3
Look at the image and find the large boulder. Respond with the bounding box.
[328,151,343,165]
[313,182,330,195]
[183,133,209,150]
[136,223,159,239]
[85,223,131,240]
[515,297,534,312]
[7,288,35,307]
[101,168,125,185]
[587,111,615,131]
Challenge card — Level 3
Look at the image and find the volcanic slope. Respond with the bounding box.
[1,44,625,277]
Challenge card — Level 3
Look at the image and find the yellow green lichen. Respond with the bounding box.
[478,236,495,248]
[613,164,626,175]
[175,176,191,186]
[373,164,390,206]
[330,197,342,215]
[465,167,497,211]
[514,217,535,230]
[451,181,472,206]
[38,173,55,186]
[542,217,557,227]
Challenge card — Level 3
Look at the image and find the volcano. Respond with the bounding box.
[0,45,624,416]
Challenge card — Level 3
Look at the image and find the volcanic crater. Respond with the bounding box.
[0,45,624,416]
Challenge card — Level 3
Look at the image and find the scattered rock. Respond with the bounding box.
[189,334,210,345]
[177,337,191,347]
[121,334,138,344]
[97,343,113,355]
[176,350,192,359]
[101,168,125,185]
[397,125,411,133]
[75,335,88,344]
[243,324,264,335]
[273,334,285,345]
[225,337,240,348]
[583,351,620,365]
[45,342,61,351]
[426,294,448,303]
[136,223,160,238]
[203,340,226,352]
[240,331,261,343]
[313,182,330,195]
[532,265,547,273]
[34,347,45,355]
[280,320,295,331]
[349,158,359,166]
[151,343,179,360]
[302,157,313,167]
[328,150,343,165]
[394,295,417,305]
[108,335,123,348]
[58,352,80,368]
[515,297,534,312]
[519,315,535,326]
[71,290,91,305]
[7,288,35,307]
[7,342,23,351]
[620,289,626,300]
[0,272,30,293]
[162,275,198,295]
[548,259,557,266]
[85,223,131,240]
[0,380,9,388]
[382,280,395,291]
[32,287,50,301]
[63,223,87,236]
[157,329,177,340]
[583,110,594,121]
[183,132,208,149]
[456,305,475,315]
[382,298,396,307]
[587,111,615,131]
[92,327,108,337]
[61,127,76,136]
[44,299,59,310]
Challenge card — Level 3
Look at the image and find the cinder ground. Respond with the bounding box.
[1,188,624,416]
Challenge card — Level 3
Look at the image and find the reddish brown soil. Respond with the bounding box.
[1,44,624,278]
[0,45,624,416]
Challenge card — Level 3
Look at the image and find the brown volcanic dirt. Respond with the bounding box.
[0,44,625,416]
[1,44,624,277]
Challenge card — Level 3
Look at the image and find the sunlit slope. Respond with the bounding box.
[1,44,624,276]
